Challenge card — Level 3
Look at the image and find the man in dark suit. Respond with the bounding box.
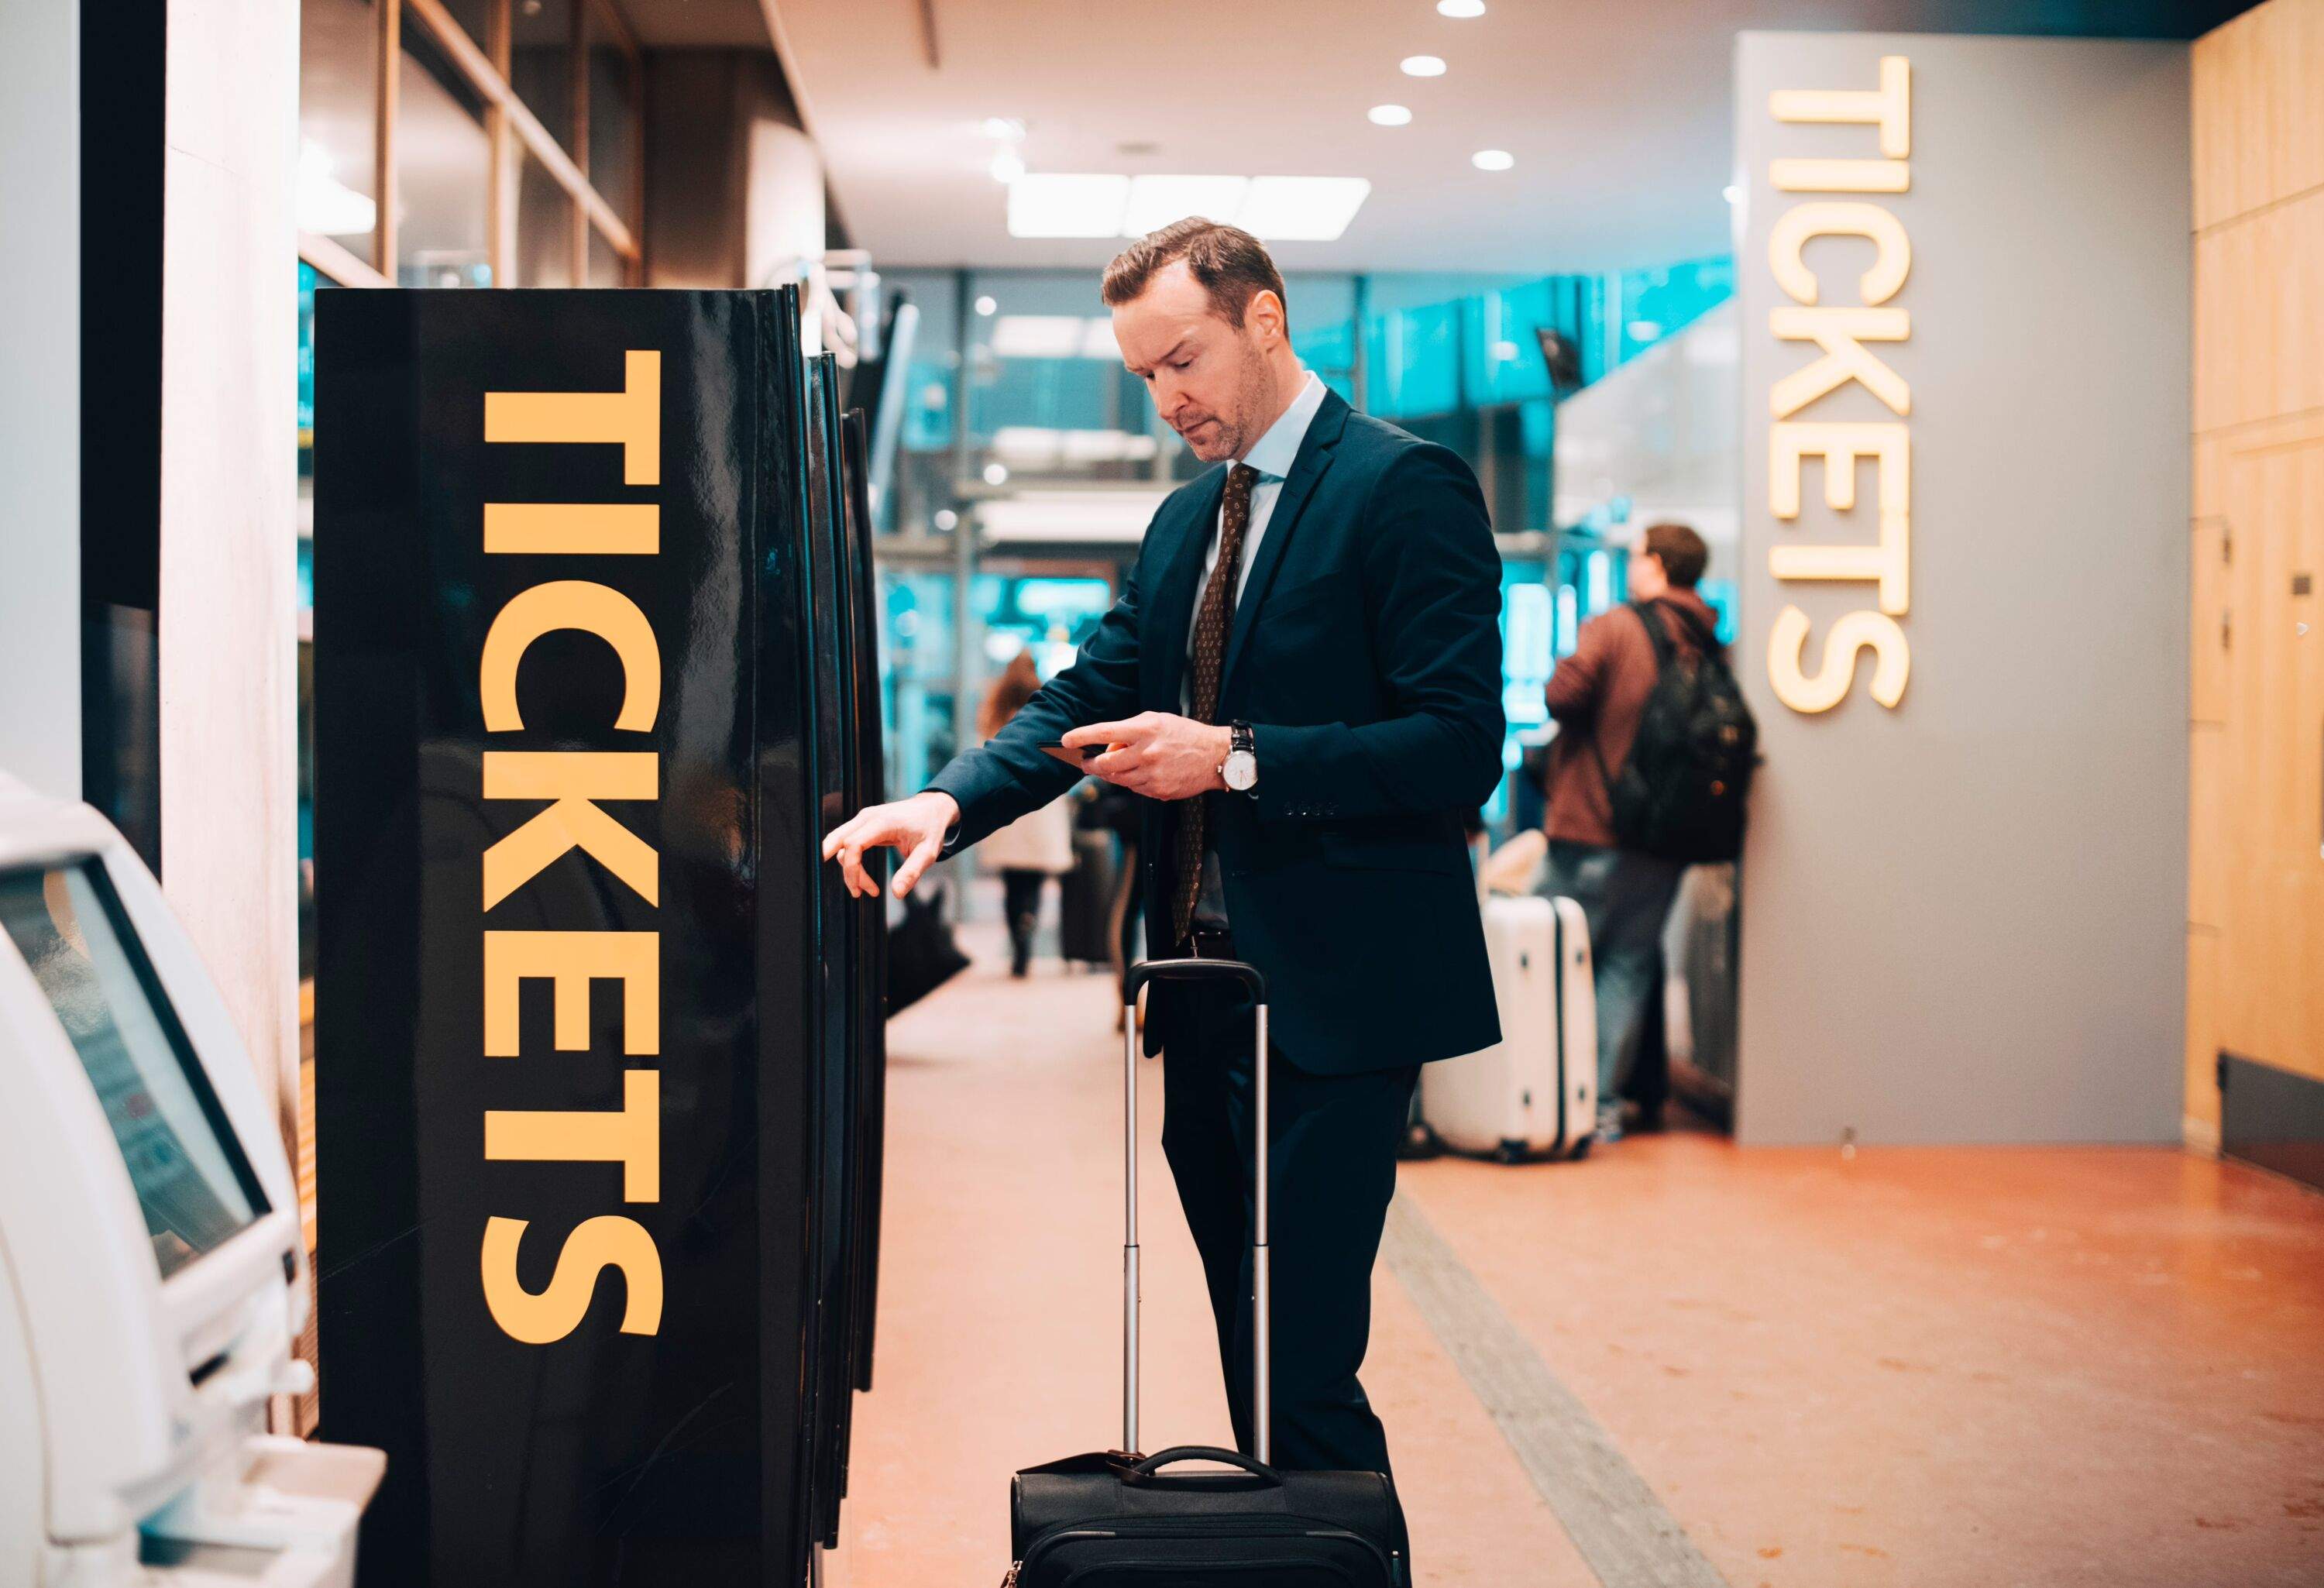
[822,218,1504,1478]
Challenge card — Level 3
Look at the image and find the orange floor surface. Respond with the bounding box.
[831,932,2324,1588]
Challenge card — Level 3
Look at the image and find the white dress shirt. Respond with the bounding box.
[1180,369,1329,705]
[1181,370,1328,929]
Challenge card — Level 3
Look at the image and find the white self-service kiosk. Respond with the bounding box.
[0,775,381,1586]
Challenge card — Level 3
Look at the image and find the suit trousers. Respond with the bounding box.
[1160,974,1419,1479]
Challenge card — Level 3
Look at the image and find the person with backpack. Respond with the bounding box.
[1540,521,1756,1143]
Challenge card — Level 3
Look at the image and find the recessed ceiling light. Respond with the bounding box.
[1122,174,1252,236]
[989,147,1026,184]
[1006,173,1132,239]
[983,462,1009,486]
[1401,54,1446,77]
[1237,175,1372,241]
[1722,184,1741,204]
[1438,0,1485,13]
[1472,149,1514,171]
[981,117,1025,142]
[1368,104,1413,126]
[975,294,998,316]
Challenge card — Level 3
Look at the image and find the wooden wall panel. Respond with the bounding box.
[2192,513,2229,725]
[2215,435,2324,1082]
[2193,191,2324,433]
[2188,723,2227,930]
[2192,0,2324,232]
[2186,0,2324,1139]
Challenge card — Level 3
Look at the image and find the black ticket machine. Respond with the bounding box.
[0,774,383,1583]
[312,286,887,1586]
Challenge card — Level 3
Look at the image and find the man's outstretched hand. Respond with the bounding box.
[821,789,960,899]
[1064,713,1230,802]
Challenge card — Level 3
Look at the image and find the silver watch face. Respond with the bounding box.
[1223,750,1257,791]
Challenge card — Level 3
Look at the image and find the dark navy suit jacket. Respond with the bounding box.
[927,388,1504,1074]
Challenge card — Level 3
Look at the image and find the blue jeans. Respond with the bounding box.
[1538,840,1684,1109]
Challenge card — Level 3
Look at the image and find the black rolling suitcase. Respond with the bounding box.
[1003,957,1412,1586]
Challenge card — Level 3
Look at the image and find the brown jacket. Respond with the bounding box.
[1541,589,1721,849]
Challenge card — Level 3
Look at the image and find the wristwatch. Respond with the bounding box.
[1222,721,1258,792]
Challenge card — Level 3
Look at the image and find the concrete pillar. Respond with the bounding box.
[158,0,303,1149]
[0,0,81,799]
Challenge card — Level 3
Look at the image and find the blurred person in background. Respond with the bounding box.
[1538,521,1721,1143]
[976,650,1076,978]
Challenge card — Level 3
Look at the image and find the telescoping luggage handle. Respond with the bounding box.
[1121,957,1270,1466]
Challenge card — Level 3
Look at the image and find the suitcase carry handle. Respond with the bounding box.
[1125,956,1266,1001]
[1128,1445,1284,1484]
[1121,955,1272,1466]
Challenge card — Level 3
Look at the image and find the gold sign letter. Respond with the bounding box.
[483,930,660,1057]
[479,582,662,734]
[1769,55,1910,157]
[1769,159,1910,194]
[484,503,660,556]
[481,751,659,909]
[482,1215,664,1342]
[1768,202,1911,307]
[1769,423,1911,614]
[1768,606,1910,713]
[486,1069,662,1202]
[1769,307,1911,419]
[485,350,662,486]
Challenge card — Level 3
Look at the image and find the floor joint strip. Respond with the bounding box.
[1382,1190,1732,1588]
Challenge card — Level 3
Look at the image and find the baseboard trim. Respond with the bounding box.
[2220,1051,2324,1193]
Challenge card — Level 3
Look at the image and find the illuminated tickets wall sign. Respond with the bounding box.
[1760,54,1913,714]
[313,290,833,1585]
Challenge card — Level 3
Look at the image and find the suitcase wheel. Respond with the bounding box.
[1493,1138,1529,1165]
[1568,1134,1593,1161]
[1398,1120,1444,1161]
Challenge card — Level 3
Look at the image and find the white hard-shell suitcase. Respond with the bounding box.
[1421,894,1597,1161]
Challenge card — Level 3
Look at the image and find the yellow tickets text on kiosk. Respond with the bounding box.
[475,350,667,1344]
[1765,55,1913,713]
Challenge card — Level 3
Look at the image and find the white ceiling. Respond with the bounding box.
[766,0,2241,273]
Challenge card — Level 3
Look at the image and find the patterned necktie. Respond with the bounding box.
[1174,462,1261,942]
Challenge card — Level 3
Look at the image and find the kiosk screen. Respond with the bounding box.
[0,861,269,1278]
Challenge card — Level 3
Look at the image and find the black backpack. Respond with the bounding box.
[1593,601,1758,863]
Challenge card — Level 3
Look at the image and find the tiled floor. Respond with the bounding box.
[833,934,2324,1587]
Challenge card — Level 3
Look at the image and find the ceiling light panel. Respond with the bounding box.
[1236,176,1372,242]
[990,315,1090,358]
[1368,104,1413,127]
[1079,318,1122,359]
[1401,54,1446,77]
[1006,173,1132,238]
[1122,174,1252,237]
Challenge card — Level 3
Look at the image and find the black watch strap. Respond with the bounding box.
[1230,721,1255,756]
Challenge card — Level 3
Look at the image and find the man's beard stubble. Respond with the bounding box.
[1211,339,1275,462]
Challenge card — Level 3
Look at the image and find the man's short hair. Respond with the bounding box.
[1642,521,1709,589]
[1102,218,1287,328]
